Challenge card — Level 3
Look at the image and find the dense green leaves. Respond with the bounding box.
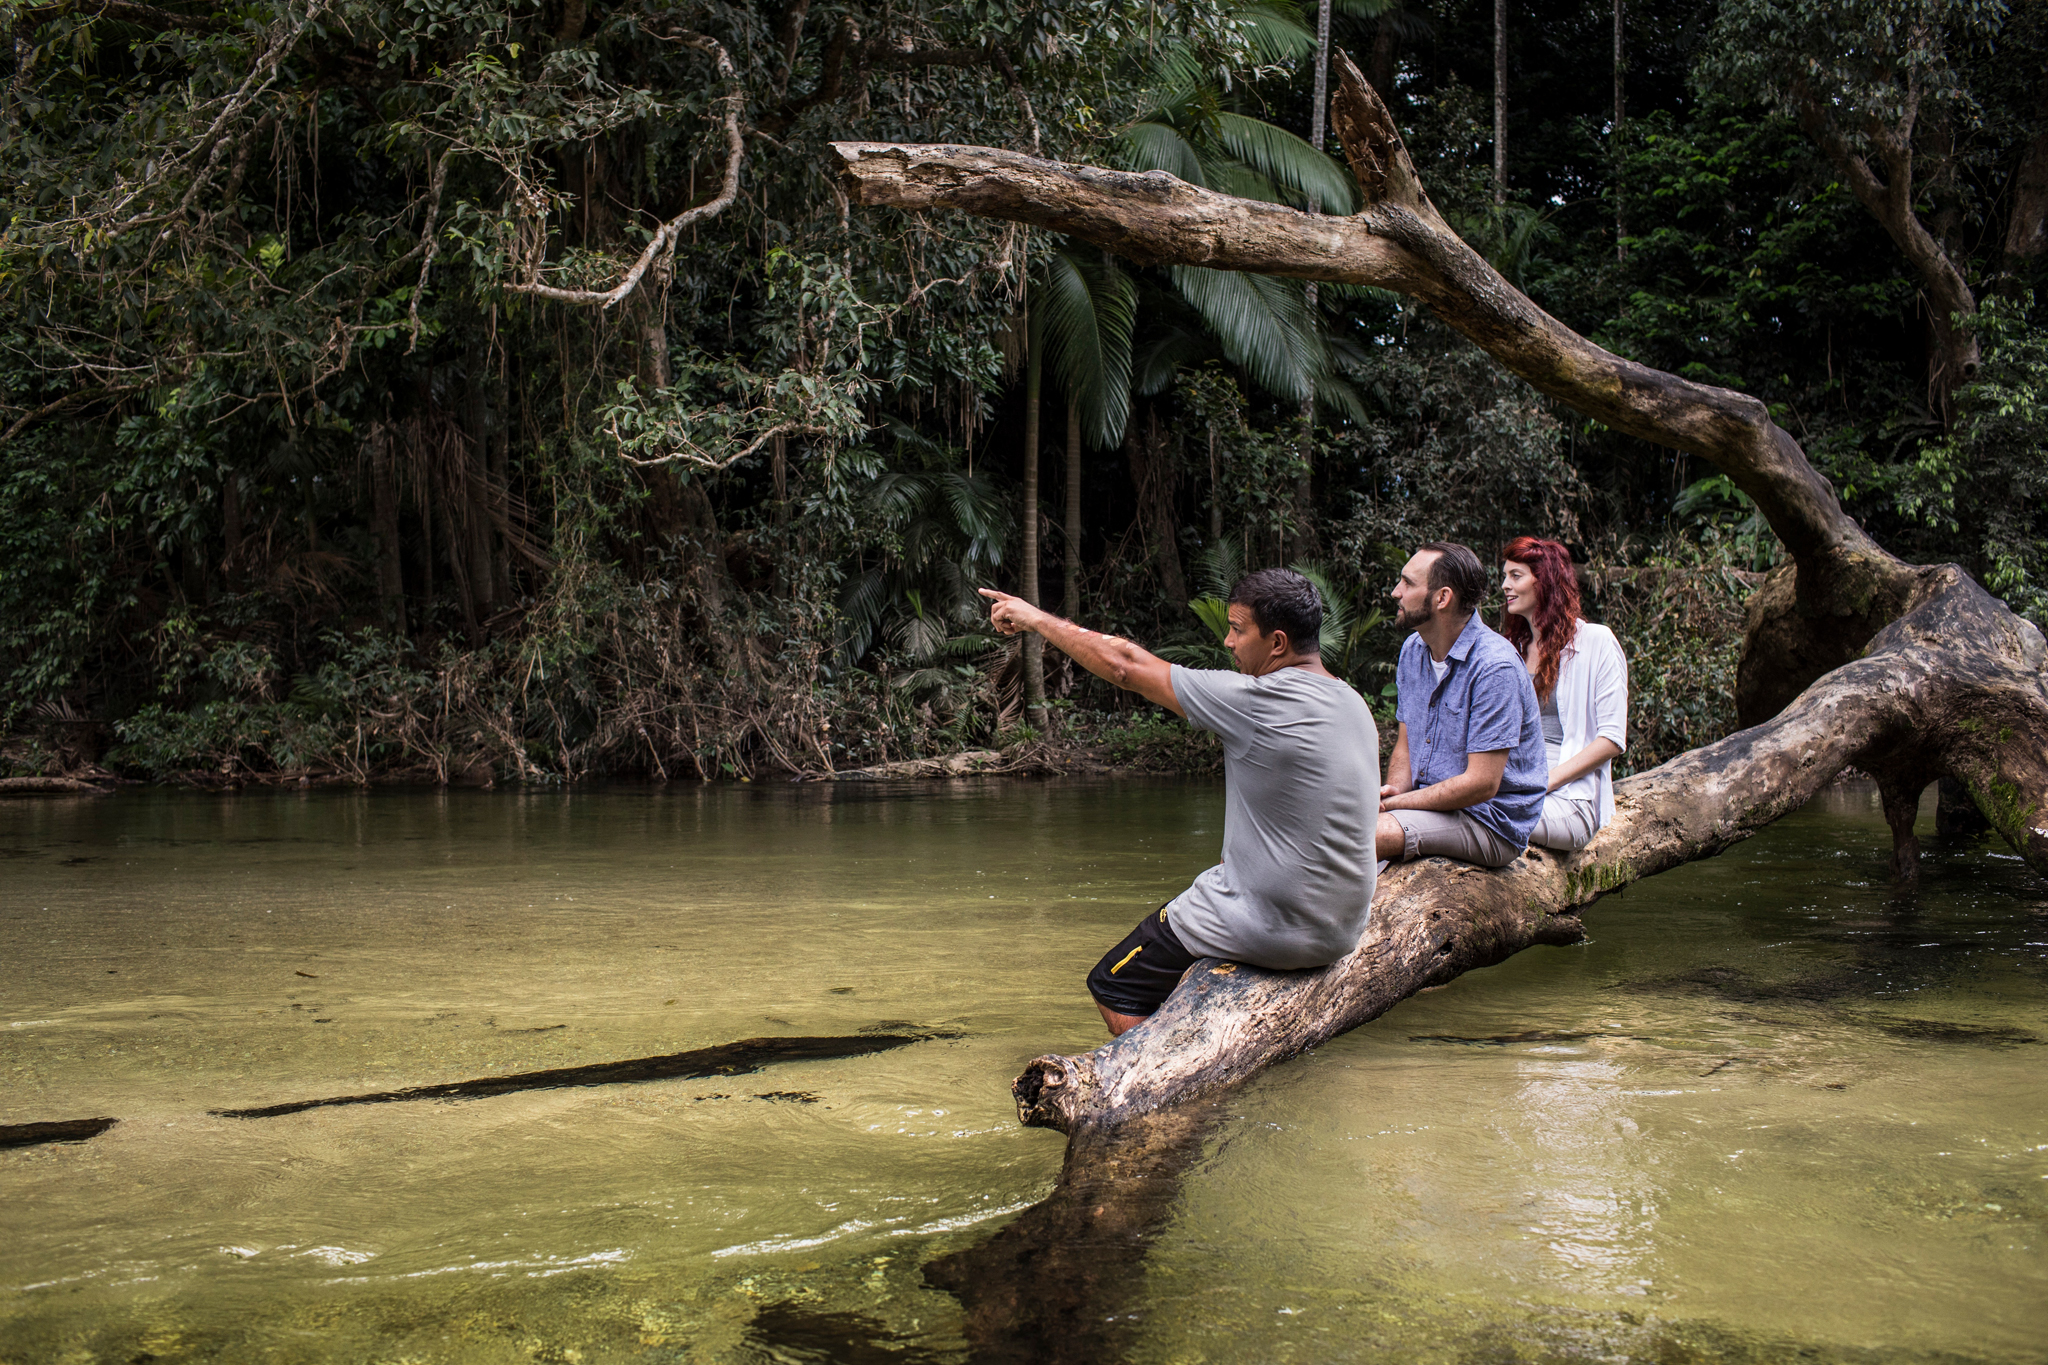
[1,0,2043,782]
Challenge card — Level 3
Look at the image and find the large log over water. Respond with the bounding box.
[1011,570,2048,1133]
[832,64,2048,1133]
[833,54,1923,724]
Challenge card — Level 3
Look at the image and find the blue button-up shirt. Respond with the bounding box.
[1395,613,1547,848]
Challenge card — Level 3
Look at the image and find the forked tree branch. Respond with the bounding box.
[832,55,1890,583]
[506,33,745,311]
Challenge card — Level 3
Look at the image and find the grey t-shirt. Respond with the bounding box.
[1165,665,1381,970]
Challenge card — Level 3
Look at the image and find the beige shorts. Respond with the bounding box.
[1388,808,1524,868]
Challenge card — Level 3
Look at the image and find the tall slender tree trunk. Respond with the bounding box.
[1128,405,1189,605]
[1020,317,1048,730]
[1493,0,1507,207]
[1366,7,1400,104]
[370,426,407,634]
[1207,424,1223,545]
[463,349,498,622]
[1064,400,1082,621]
[1613,0,1626,261]
[1295,0,1333,553]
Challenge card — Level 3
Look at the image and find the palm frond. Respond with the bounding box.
[1214,113,1357,213]
[1158,641,1235,669]
[836,567,891,661]
[1169,266,1322,403]
[866,469,931,522]
[936,471,1012,557]
[1117,120,1208,186]
[1133,323,1220,397]
[891,610,949,664]
[1202,156,1289,206]
[1036,249,1136,449]
[892,666,971,698]
[1316,372,1372,427]
[1288,560,1353,657]
[1233,0,1317,65]
[1193,541,1243,599]
[1190,595,1233,645]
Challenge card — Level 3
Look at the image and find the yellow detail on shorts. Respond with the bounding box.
[1158,907,1168,921]
[1110,945,1144,974]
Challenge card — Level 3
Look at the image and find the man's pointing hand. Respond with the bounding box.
[979,587,1041,637]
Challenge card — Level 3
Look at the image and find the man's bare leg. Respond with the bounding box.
[1097,1003,1149,1036]
[1375,811,1407,862]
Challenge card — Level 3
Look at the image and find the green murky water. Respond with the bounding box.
[1,781,2043,1363]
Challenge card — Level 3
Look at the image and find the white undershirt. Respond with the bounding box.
[1429,656,1450,685]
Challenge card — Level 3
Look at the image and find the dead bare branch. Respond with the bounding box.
[504,33,744,312]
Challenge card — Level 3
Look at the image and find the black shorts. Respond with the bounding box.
[1085,904,1201,1017]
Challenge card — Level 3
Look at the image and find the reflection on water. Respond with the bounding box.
[1,780,2043,1362]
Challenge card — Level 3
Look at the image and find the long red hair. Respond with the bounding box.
[1499,536,1581,701]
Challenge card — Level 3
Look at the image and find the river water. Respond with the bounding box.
[1,780,2042,1363]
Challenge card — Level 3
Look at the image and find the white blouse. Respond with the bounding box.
[1547,620,1630,829]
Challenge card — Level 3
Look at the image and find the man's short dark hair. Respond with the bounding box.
[1229,568,1323,651]
[1420,541,1487,614]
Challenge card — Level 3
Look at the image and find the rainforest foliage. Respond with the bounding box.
[1,0,2043,782]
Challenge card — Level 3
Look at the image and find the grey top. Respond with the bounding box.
[1540,689,1564,746]
[1164,665,1381,970]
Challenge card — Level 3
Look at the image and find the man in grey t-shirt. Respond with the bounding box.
[981,569,1380,1037]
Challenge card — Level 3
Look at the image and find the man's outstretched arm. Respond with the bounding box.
[980,588,1183,717]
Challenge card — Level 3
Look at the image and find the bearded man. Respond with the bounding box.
[1375,541,1546,869]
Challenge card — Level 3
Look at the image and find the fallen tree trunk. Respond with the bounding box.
[829,55,2048,1135]
[832,54,1923,724]
[0,776,113,795]
[1011,568,2048,1133]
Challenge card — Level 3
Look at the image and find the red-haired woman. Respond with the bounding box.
[1499,537,1629,850]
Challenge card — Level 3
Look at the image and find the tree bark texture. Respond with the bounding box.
[1007,568,2047,1133]
[831,54,1925,723]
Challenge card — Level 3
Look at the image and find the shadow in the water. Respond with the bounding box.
[922,1098,1229,1364]
[1608,964,1879,1004]
[213,1031,953,1118]
[740,1301,952,1364]
[1851,1014,2040,1046]
[0,1117,119,1150]
[1409,1028,1615,1046]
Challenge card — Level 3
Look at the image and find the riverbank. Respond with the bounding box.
[0,709,1223,791]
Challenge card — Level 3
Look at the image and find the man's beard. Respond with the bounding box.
[1393,598,1434,631]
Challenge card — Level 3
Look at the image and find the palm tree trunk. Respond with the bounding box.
[1297,0,1331,553]
[1494,0,1507,207]
[1614,0,1627,261]
[1207,424,1222,545]
[1021,321,1048,729]
[1064,399,1082,620]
